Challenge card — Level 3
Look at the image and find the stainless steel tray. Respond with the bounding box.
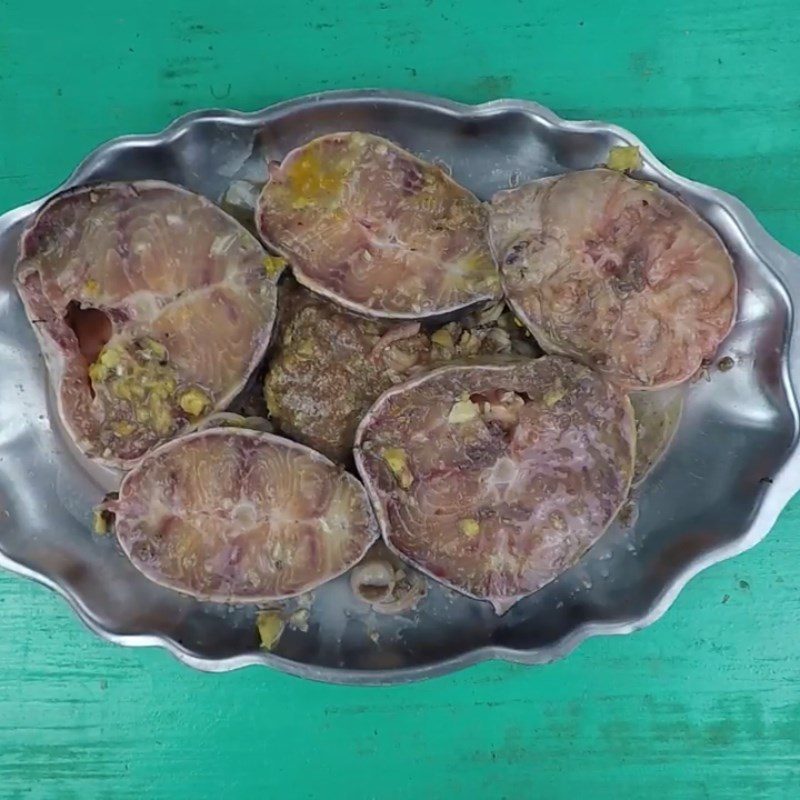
[1,89,798,685]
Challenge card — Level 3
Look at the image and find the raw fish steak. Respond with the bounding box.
[256,132,501,318]
[108,428,378,602]
[490,169,737,389]
[354,357,635,613]
[15,181,280,468]
[265,282,538,462]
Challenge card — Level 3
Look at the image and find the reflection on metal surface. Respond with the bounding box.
[629,389,684,487]
[0,90,798,684]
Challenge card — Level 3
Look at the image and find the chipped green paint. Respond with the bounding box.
[1,0,800,797]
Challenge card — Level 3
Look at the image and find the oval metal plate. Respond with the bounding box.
[0,89,798,684]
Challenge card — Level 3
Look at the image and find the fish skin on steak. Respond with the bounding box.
[354,356,636,614]
[108,428,378,602]
[256,132,501,319]
[15,181,280,468]
[490,169,737,390]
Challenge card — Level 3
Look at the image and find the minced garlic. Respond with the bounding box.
[543,383,566,408]
[179,388,210,417]
[431,328,454,348]
[256,611,285,651]
[448,398,479,424]
[92,508,110,535]
[606,145,642,173]
[263,255,287,279]
[381,447,414,489]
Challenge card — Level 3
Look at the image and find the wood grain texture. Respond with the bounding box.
[1,0,800,797]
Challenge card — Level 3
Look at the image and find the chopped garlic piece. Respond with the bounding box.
[92,508,109,535]
[98,347,121,369]
[288,608,310,632]
[88,346,122,383]
[256,611,285,651]
[431,328,454,348]
[543,384,566,408]
[149,393,174,435]
[112,420,135,437]
[448,398,479,424]
[179,388,210,417]
[263,255,287,279]
[141,338,167,361]
[606,145,642,173]
[88,362,108,383]
[382,447,414,489]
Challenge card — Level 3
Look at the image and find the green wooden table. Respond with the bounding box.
[2,1,800,797]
